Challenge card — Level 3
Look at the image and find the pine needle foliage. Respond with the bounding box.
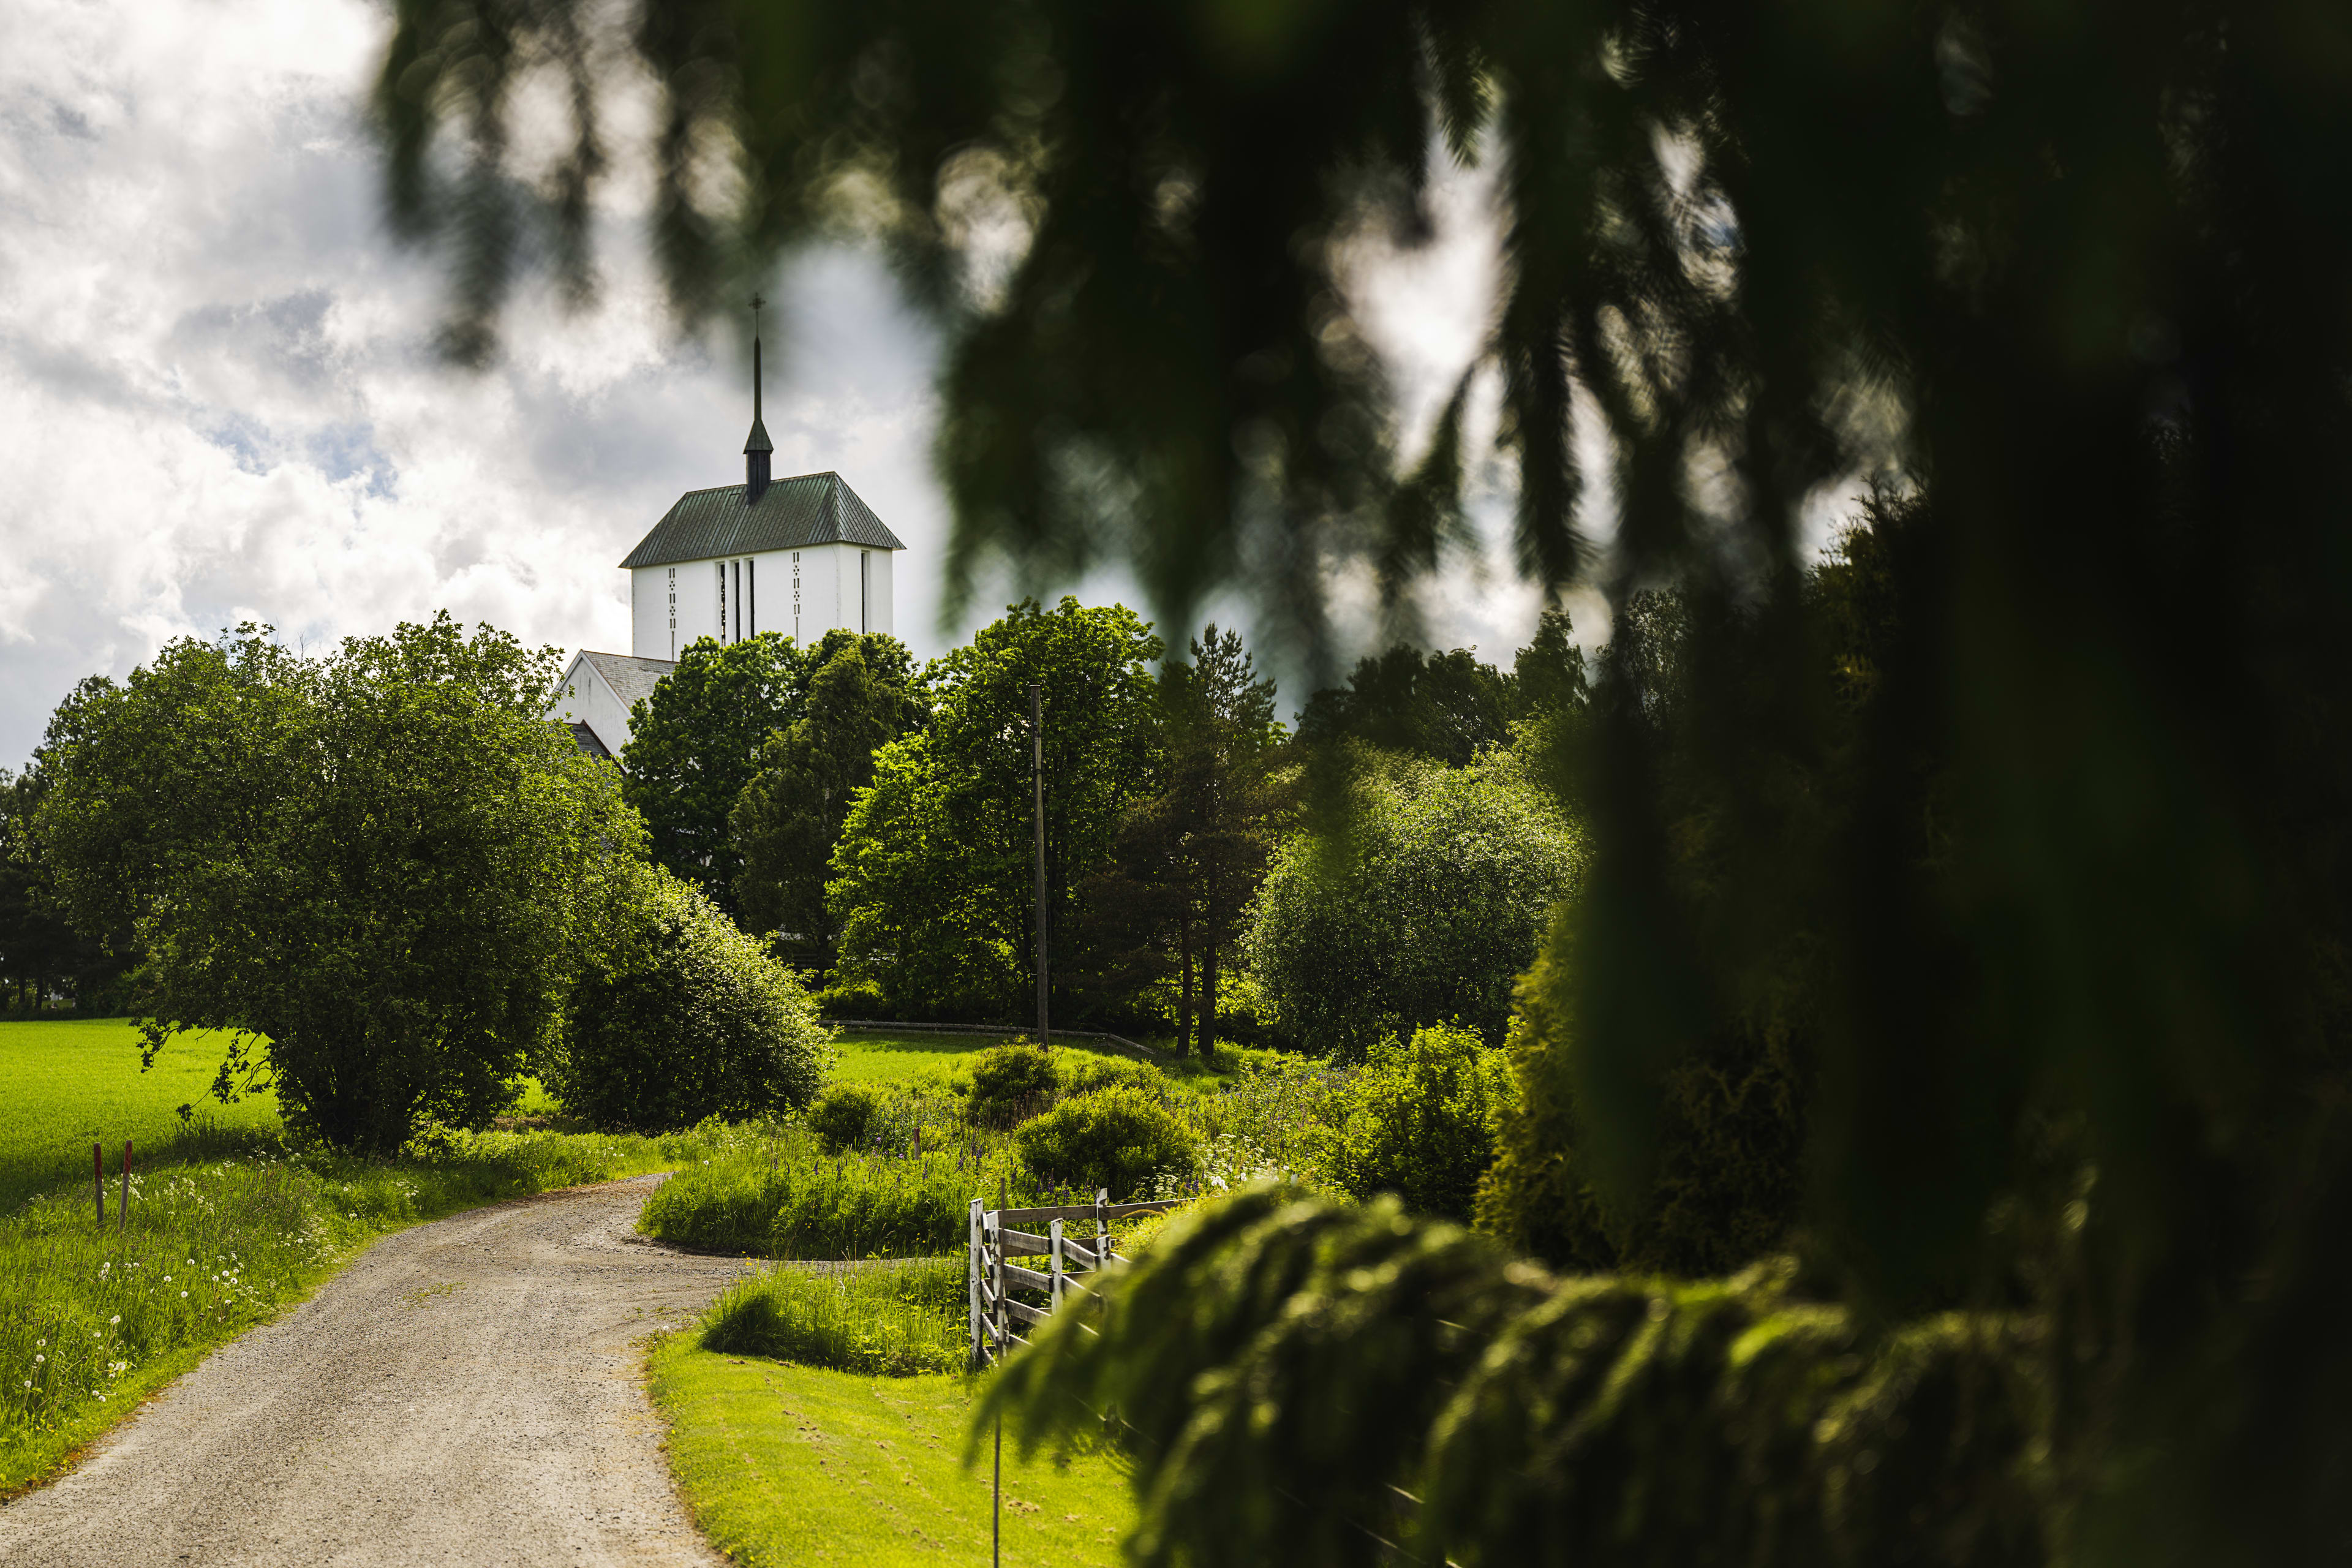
[982,1185,2045,1568]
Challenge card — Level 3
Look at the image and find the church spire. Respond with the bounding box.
[744,293,774,503]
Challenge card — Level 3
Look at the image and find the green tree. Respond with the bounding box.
[730,633,921,963]
[0,761,132,1016]
[617,632,804,916]
[1247,745,1578,1057]
[1081,625,1288,1054]
[34,616,638,1152]
[1297,645,1517,767]
[829,598,1162,1020]
[1511,609,1589,720]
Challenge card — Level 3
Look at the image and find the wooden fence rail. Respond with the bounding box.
[968,1191,1185,1366]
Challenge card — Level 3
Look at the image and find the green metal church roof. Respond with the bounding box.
[618,470,904,569]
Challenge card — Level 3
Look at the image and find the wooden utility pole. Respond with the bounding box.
[1031,680,1049,1047]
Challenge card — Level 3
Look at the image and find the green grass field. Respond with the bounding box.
[830,1029,1148,1084]
[0,1020,562,1215]
[0,1020,285,1215]
[650,1340,1136,1567]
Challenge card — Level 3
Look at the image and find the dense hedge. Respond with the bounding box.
[550,869,831,1131]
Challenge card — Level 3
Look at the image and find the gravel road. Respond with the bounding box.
[0,1174,750,1567]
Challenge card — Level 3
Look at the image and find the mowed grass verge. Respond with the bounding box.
[0,1019,699,1496]
[649,1339,1135,1567]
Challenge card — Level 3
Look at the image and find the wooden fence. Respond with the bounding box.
[967,1192,1184,1366]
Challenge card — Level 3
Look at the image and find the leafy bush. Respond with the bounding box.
[807,1084,881,1154]
[1311,1023,1513,1222]
[1057,1054,1169,1099]
[1246,748,1577,1057]
[813,977,889,1019]
[1013,1087,1201,1200]
[965,1041,1060,1128]
[1474,953,1805,1275]
[701,1258,966,1376]
[1179,1054,1356,1180]
[552,869,832,1132]
[32,616,637,1152]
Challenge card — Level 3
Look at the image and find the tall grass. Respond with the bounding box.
[701,1257,967,1376]
[641,1124,1038,1257]
[0,1124,731,1492]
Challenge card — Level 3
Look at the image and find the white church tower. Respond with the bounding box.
[549,299,908,759]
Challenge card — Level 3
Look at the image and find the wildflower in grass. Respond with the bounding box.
[109,1316,119,1325]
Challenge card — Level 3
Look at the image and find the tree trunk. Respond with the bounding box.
[1201,935,1219,1061]
[1177,917,1195,1058]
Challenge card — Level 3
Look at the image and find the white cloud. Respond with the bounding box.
[0,0,1567,766]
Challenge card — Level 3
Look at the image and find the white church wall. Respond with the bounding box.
[627,543,894,655]
[864,546,894,636]
[548,655,635,755]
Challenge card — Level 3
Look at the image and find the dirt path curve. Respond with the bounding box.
[0,1174,750,1568]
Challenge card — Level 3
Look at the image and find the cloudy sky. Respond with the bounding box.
[0,0,1548,769]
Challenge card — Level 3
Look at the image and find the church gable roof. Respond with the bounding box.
[619,470,904,569]
[578,650,676,708]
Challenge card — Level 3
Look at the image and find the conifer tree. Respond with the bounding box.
[730,636,921,964]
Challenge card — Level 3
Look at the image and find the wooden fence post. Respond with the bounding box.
[1049,1219,1065,1309]
[1095,1188,1109,1269]
[93,1142,104,1227]
[968,1197,984,1367]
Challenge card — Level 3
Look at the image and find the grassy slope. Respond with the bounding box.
[650,1339,1134,1567]
[0,1019,562,1213]
[0,1019,682,1495]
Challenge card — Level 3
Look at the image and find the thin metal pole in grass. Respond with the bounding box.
[119,1142,132,1233]
[994,1174,1006,1568]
